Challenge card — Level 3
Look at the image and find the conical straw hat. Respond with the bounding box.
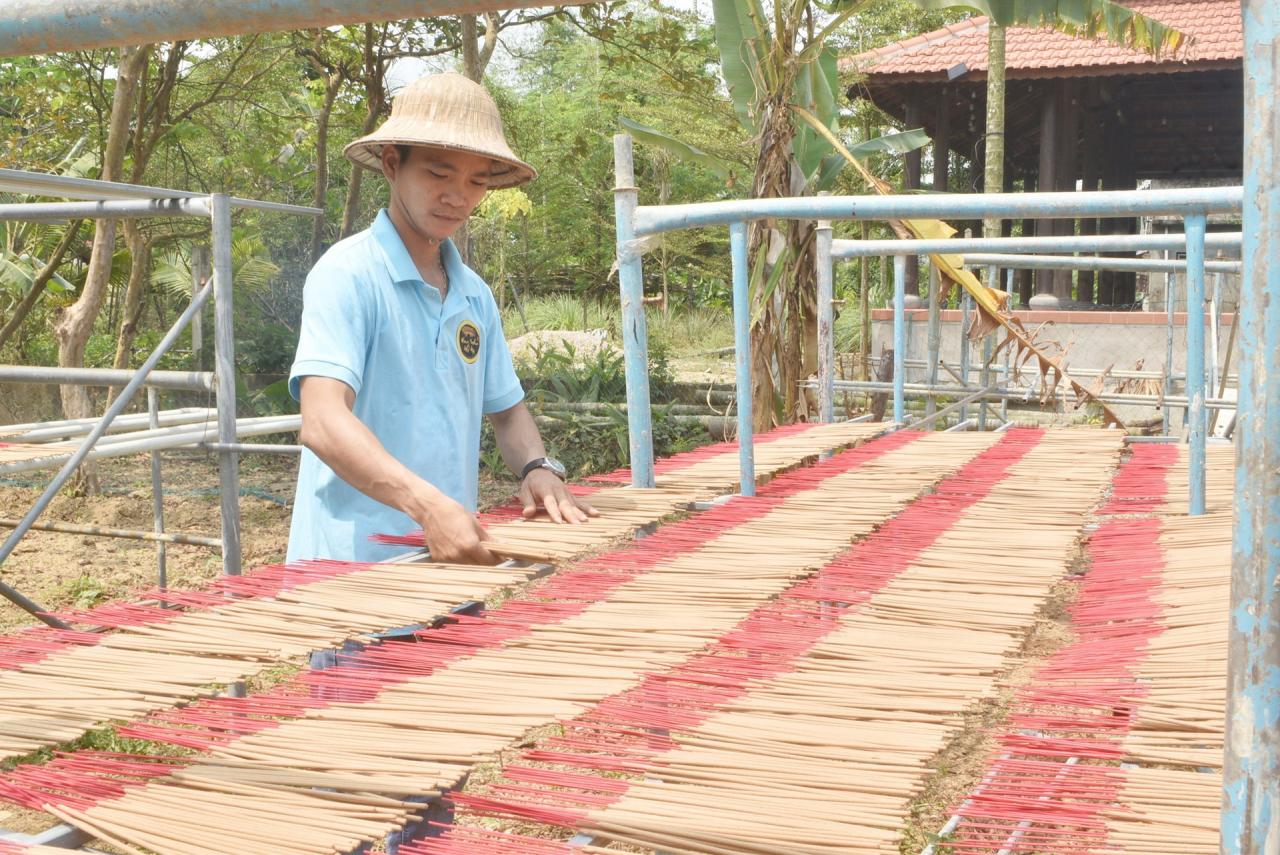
[343,72,536,189]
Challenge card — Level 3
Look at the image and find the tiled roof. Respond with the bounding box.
[845,0,1241,79]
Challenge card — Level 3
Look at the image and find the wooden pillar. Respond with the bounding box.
[1033,81,1059,304]
[1018,174,1035,306]
[1098,105,1121,305]
[933,85,950,192]
[1053,80,1078,301]
[1114,124,1138,304]
[1078,82,1100,304]
[904,93,923,297]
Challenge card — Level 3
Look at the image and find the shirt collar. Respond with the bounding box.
[371,208,479,299]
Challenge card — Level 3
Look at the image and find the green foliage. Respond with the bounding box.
[521,341,629,406]
[61,573,106,609]
[503,295,621,339]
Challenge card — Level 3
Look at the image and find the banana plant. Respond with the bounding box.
[623,0,930,429]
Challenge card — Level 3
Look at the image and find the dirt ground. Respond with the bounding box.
[0,452,517,631]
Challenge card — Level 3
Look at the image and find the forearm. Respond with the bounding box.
[301,405,444,520]
[488,401,546,477]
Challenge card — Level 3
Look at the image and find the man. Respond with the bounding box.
[287,72,595,566]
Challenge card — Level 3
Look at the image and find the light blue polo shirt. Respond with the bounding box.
[286,209,524,562]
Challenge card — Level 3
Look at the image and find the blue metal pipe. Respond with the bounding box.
[893,256,906,424]
[830,231,1242,258]
[963,252,1240,275]
[816,224,835,424]
[1184,214,1207,516]
[1223,2,1280,850]
[729,222,755,496]
[0,0,543,57]
[612,135,654,489]
[635,188,1242,236]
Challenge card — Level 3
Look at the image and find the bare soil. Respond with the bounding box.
[0,452,517,631]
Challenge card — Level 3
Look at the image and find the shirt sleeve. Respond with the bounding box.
[289,262,373,401]
[480,290,524,414]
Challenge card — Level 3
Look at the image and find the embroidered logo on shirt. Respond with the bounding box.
[457,320,481,364]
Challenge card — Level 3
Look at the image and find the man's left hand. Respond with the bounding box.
[519,469,598,523]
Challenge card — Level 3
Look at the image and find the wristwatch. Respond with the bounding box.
[520,456,567,482]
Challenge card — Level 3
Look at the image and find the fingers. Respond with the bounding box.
[541,490,565,524]
[517,482,538,519]
[576,497,600,518]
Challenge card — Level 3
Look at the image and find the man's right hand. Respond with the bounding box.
[416,493,498,565]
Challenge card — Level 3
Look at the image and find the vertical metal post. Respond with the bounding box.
[612,135,655,488]
[1223,2,1280,850]
[925,264,941,420]
[191,244,207,370]
[893,255,906,424]
[959,289,973,422]
[210,193,241,575]
[815,220,834,424]
[1164,269,1175,436]
[729,222,755,496]
[1210,268,1223,399]
[1002,268,1013,423]
[1184,213,1207,516]
[147,387,167,589]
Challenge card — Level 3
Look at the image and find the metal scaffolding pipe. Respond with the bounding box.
[1223,2,1280,849]
[0,517,221,548]
[809,378,1240,411]
[0,198,210,222]
[962,252,1241,275]
[0,364,214,391]
[816,221,835,424]
[729,221,755,495]
[613,135,655,489]
[0,407,215,441]
[0,277,214,627]
[635,187,1242,236]
[0,0,552,56]
[830,231,1243,258]
[1184,215,1209,515]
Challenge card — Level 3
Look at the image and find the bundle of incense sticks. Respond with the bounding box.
[1155,442,1234,514]
[947,442,1234,853]
[374,420,889,548]
[0,426,887,760]
[584,420,822,484]
[0,431,1001,854]
[422,431,1124,855]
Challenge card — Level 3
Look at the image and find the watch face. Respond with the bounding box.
[543,457,567,478]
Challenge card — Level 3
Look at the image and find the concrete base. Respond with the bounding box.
[1028,292,1063,309]
[902,294,923,309]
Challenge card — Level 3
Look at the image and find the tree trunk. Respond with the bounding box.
[747,95,819,430]
[455,13,499,265]
[982,22,1006,254]
[54,44,150,423]
[339,25,383,240]
[106,222,151,405]
[310,70,343,263]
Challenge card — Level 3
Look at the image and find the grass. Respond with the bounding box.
[502,295,736,359]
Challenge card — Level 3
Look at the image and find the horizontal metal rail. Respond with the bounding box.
[830,231,1243,258]
[0,407,214,441]
[0,168,322,216]
[0,416,299,475]
[0,0,551,57]
[808,379,1239,411]
[195,442,303,455]
[963,252,1242,274]
[0,517,222,547]
[0,198,213,222]
[0,364,214,391]
[635,188,1243,236]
